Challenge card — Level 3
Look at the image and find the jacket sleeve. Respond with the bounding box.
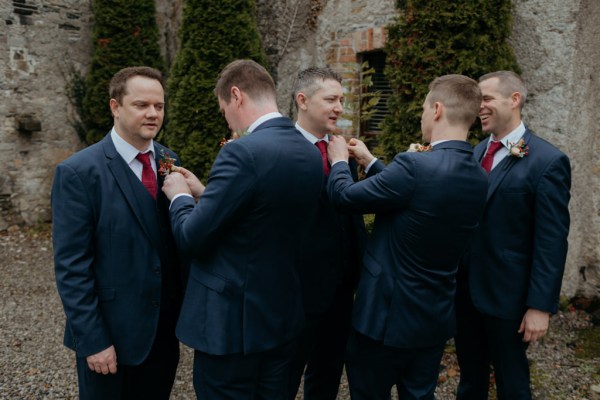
[527,152,571,313]
[327,153,416,214]
[169,141,255,258]
[52,162,112,357]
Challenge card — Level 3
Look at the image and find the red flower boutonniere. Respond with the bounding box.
[158,150,177,176]
[508,138,529,158]
[220,128,249,147]
[407,143,432,152]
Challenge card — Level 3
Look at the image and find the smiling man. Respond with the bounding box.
[287,67,367,400]
[455,71,572,399]
[52,66,184,399]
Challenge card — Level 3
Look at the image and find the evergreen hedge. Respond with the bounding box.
[81,0,165,145]
[381,0,520,160]
[160,0,267,180]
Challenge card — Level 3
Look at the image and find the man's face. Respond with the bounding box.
[299,79,343,136]
[420,93,434,143]
[218,96,242,133]
[479,77,514,136]
[110,76,164,150]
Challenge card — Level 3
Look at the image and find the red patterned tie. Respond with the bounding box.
[481,141,504,173]
[316,140,330,176]
[136,152,157,199]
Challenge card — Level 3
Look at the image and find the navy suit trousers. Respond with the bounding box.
[345,330,444,400]
[75,311,179,400]
[455,283,531,400]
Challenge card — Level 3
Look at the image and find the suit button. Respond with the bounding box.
[155,268,161,276]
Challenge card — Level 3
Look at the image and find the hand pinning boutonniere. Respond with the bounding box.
[508,138,529,158]
[158,149,177,176]
[407,143,432,152]
[220,128,249,147]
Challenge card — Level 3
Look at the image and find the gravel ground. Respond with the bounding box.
[1,225,599,399]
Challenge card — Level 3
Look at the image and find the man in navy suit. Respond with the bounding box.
[326,74,488,399]
[288,67,366,400]
[455,71,571,399]
[162,59,323,400]
[52,66,183,399]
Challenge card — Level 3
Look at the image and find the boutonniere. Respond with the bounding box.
[158,149,177,176]
[220,128,250,147]
[407,143,432,152]
[508,138,529,158]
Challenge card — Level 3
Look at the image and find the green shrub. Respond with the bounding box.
[81,0,165,145]
[160,0,267,180]
[381,0,520,159]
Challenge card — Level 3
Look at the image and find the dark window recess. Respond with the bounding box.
[360,51,392,136]
[13,0,37,16]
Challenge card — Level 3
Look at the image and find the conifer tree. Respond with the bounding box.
[81,0,165,145]
[161,0,267,179]
[381,0,520,159]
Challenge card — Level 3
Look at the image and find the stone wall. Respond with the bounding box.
[0,0,92,229]
[0,0,598,297]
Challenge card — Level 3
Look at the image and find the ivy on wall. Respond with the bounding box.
[381,0,520,160]
[80,0,165,145]
[160,0,267,180]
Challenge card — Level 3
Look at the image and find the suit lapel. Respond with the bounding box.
[485,130,532,201]
[102,138,162,249]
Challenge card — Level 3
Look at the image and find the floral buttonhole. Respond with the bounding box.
[508,138,529,158]
[406,143,432,152]
[158,149,177,176]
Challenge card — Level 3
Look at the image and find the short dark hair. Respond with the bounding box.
[292,67,342,104]
[109,66,164,104]
[214,59,276,104]
[479,70,527,109]
[427,74,482,127]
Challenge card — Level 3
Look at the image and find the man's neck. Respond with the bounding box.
[429,126,468,143]
[296,118,327,140]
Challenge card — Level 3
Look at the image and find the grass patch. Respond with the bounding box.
[575,326,600,359]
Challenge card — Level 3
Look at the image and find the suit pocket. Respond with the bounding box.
[96,288,115,302]
[191,269,228,294]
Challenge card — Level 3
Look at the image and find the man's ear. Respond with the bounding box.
[510,92,522,110]
[296,92,308,111]
[109,98,119,118]
[231,86,242,106]
[433,102,443,120]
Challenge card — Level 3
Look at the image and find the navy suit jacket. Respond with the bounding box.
[462,127,571,319]
[170,117,323,355]
[52,134,183,365]
[328,141,488,348]
[297,159,367,314]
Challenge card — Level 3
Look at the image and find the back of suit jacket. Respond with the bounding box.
[52,134,182,365]
[170,117,323,355]
[328,141,488,348]
[464,128,571,319]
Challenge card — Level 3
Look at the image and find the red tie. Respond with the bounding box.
[136,152,157,199]
[316,140,330,176]
[481,141,504,173]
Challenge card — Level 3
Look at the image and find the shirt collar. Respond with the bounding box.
[110,128,155,164]
[295,122,329,144]
[247,112,283,133]
[430,139,450,147]
[491,121,526,148]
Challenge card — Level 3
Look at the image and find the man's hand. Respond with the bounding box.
[171,167,205,199]
[86,345,117,375]
[162,172,192,200]
[327,135,349,164]
[518,308,550,342]
[348,138,375,168]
